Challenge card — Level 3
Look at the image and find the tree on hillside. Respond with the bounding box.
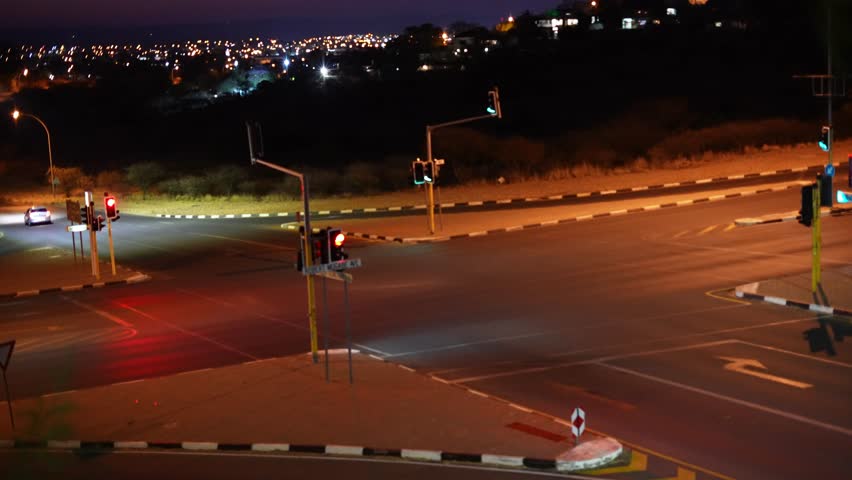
[51,167,86,197]
[206,165,248,197]
[126,162,166,199]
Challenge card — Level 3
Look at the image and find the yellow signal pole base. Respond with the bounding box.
[303,233,319,363]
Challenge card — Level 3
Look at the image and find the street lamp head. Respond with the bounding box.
[12,110,20,120]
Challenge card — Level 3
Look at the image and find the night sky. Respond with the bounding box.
[4,0,560,40]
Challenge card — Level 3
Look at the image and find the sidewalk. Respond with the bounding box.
[0,243,148,298]
[299,181,806,242]
[0,352,622,473]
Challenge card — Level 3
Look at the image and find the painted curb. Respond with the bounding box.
[555,437,624,472]
[4,352,623,474]
[735,289,852,317]
[0,272,151,300]
[343,183,804,243]
[735,205,852,227]
[0,438,623,473]
[152,164,824,220]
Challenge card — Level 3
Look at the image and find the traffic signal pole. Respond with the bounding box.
[424,112,499,235]
[812,179,822,293]
[826,5,833,175]
[426,127,436,234]
[252,158,320,363]
[107,217,116,276]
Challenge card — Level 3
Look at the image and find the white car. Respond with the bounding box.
[24,206,52,226]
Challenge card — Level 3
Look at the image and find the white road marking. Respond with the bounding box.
[191,233,295,251]
[385,330,557,359]
[122,239,173,253]
[113,301,259,361]
[596,362,852,437]
[61,295,134,327]
[429,316,812,375]
[734,340,852,368]
[449,340,737,384]
[14,328,136,354]
[176,288,235,307]
[716,356,813,389]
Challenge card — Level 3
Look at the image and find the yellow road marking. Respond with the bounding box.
[673,230,690,239]
[697,224,718,236]
[657,467,697,480]
[585,451,647,475]
[723,223,737,232]
[705,288,751,305]
[585,427,735,480]
[443,386,734,480]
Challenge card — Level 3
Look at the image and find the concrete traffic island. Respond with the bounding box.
[0,351,622,473]
[736,266,852,317]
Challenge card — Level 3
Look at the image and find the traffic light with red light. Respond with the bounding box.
[327,228,347,262]
[104,195,119,220]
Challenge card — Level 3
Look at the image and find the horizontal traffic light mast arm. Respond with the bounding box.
[252,158,304,182]
[428,113,497,132]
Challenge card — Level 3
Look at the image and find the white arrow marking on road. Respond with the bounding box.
[717,356,813,389]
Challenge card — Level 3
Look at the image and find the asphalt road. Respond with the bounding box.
[0,449,595,480]
[1,182,851,480]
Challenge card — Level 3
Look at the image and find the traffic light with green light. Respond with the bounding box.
[487,88,502,118]
[327,228,347,262]
[423,160,435,184]
[819,126,831,152]
[412,160,426,185]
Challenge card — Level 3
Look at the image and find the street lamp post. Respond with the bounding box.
[12,110,56,200]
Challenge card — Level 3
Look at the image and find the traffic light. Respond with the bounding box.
[799,185,814,227]
[104,195,119,220]
[818,173,832,208]
[94,215,105,232]
[327,228,347,262]
[487,88,502,118]
[296,226,320,272]
[803,327,834,355]
[819,126,831,152]
[80,206,89,226]
[830,320,852,342]
[423,160,435,183]
[412,160,426,185]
